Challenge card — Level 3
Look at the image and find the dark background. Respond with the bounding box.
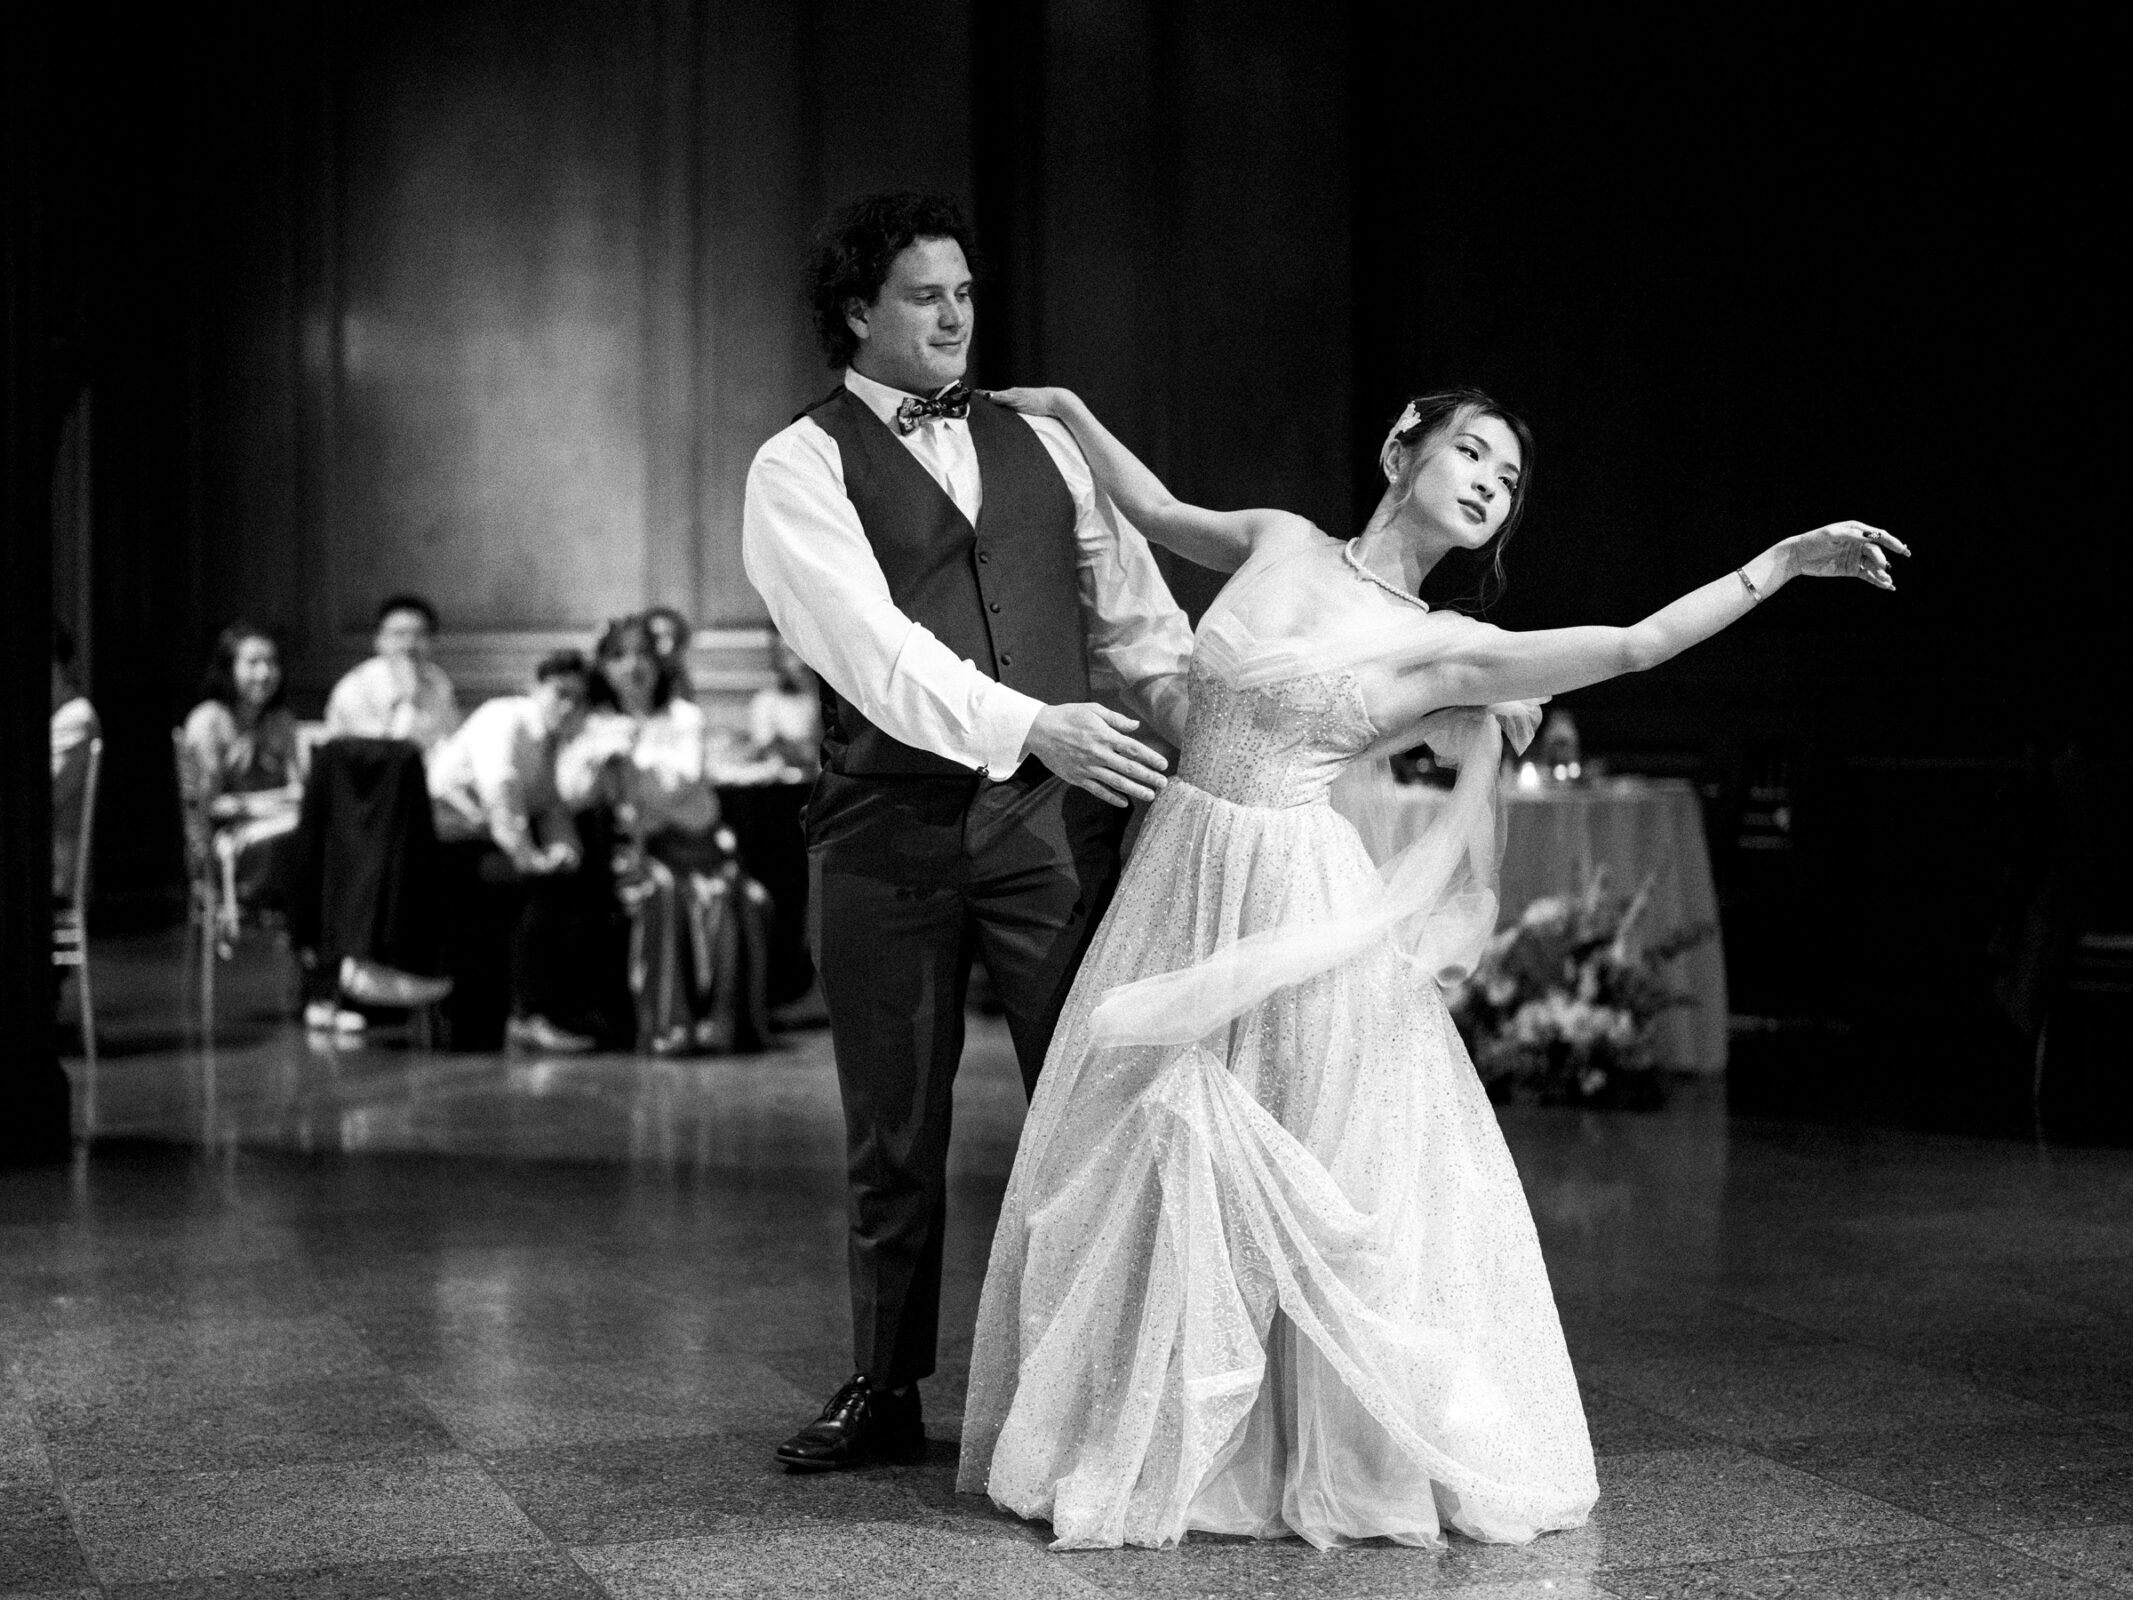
[5,3,2124,1156]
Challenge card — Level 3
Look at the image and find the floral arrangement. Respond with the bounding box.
[1448,870,1713,1107]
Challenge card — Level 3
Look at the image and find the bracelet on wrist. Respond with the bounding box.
[1735,565,1763,604]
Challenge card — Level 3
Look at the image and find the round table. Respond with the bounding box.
[1384,776,1729,1072]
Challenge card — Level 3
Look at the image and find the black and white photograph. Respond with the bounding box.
[2,5,2126,1597]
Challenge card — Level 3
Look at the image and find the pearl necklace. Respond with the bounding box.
[1341,539,1430,613]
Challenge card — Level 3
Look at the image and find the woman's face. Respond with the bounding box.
[604,632,659,713]
[1399,410,1523,550]
[646,614,683,661]
[232,636,281,709]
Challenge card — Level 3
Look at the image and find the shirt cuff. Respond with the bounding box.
[1137,673,1192,751]
[976,684,1046,782]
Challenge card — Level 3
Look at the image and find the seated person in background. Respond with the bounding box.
[429,650,607,1053]
[562,615,770,1054]
[50,625,100,900]
[643,605,695,698]
[181,621,305,916]
[324,592,461,751]
[743,633,823,782]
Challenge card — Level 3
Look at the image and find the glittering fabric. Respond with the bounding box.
[958,537,1598,1551]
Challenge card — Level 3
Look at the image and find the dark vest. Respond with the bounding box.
[805,386,1090,777]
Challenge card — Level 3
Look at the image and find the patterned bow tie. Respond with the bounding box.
[893,383,973,435]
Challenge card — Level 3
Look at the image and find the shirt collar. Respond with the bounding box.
[843,366,963,431]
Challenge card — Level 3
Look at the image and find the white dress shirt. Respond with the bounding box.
[427,695,578,860]
[742,366,1193,782]
[324,655,463,752]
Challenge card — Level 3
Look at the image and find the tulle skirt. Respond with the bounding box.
[957,777,1598,1550]
[622,830,772,1054]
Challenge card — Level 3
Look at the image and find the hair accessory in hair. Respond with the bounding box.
[1381,400,1427,462]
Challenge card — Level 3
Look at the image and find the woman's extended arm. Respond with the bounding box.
[987,387,1294,572]
[1375,522,1907,733]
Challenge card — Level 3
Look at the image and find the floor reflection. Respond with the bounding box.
[14,931,2129,1596]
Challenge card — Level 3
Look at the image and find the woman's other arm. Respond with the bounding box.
[1376,522,1906,734]
[986,387,1297,572]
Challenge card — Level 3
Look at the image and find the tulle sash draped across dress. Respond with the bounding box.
[957,536,1598,1551]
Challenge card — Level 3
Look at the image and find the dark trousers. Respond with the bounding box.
[807,763,1125,1389]
[435,827,631,1051]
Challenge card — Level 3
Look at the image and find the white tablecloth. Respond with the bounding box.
[1385,777,1729,1072]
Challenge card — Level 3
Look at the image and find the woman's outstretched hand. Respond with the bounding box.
[1783,521,1909,591]
[983,386,1076,419]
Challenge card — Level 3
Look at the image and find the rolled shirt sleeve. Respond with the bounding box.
[467,706,536,858]
[742,420,1045,782]
[1022,414,1194,750]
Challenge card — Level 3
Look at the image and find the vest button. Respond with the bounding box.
[988,601,1001,613]
[976,551,990,563]
[1000,653,1014,667]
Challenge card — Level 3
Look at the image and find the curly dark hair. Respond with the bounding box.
[806,191,979,369]
[590,614,678,711]
[200,620,287,714]
[1378,387,1536,614]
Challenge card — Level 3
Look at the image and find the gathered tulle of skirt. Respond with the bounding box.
[624,830,772,1053]
[957,777,1598,1551]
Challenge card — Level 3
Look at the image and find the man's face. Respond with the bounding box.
[374,608,433,664]
[532,674,589,736]
[846,236,973,395]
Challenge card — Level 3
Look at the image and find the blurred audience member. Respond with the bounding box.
[50,625,100,899]
[181,621,305,913]
[744,633,823,782]
[643,605,695,698]
[430,650,607,1053]
[563,616,770,1054]
[324,593,461,750]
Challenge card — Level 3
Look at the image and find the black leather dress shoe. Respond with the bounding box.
[775,1374,925,1471]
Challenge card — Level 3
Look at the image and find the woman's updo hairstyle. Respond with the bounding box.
[1379,386,1535,614]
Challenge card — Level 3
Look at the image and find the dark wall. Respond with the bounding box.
[1352,15,2126,1117]
[42,0,989,915]
[21,5,2122,1129]
[975,0,1353,618]
[45,0,1358,919]
[4,7,72,1161]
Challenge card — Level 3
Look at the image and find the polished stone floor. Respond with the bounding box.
[6,934,2132,1597]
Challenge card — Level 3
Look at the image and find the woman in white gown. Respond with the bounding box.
[956,387,1905,1552]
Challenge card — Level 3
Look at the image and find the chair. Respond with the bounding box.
[175,728,296,1026]
[53,736,103,1080]
[1988,740,2133,1138]
[174,728,230,1021]
[2034,931,2133,1134]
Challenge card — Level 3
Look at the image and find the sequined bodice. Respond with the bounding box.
[1175,657,1377,809]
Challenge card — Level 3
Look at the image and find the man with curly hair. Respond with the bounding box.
[744,190,1193,1471]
